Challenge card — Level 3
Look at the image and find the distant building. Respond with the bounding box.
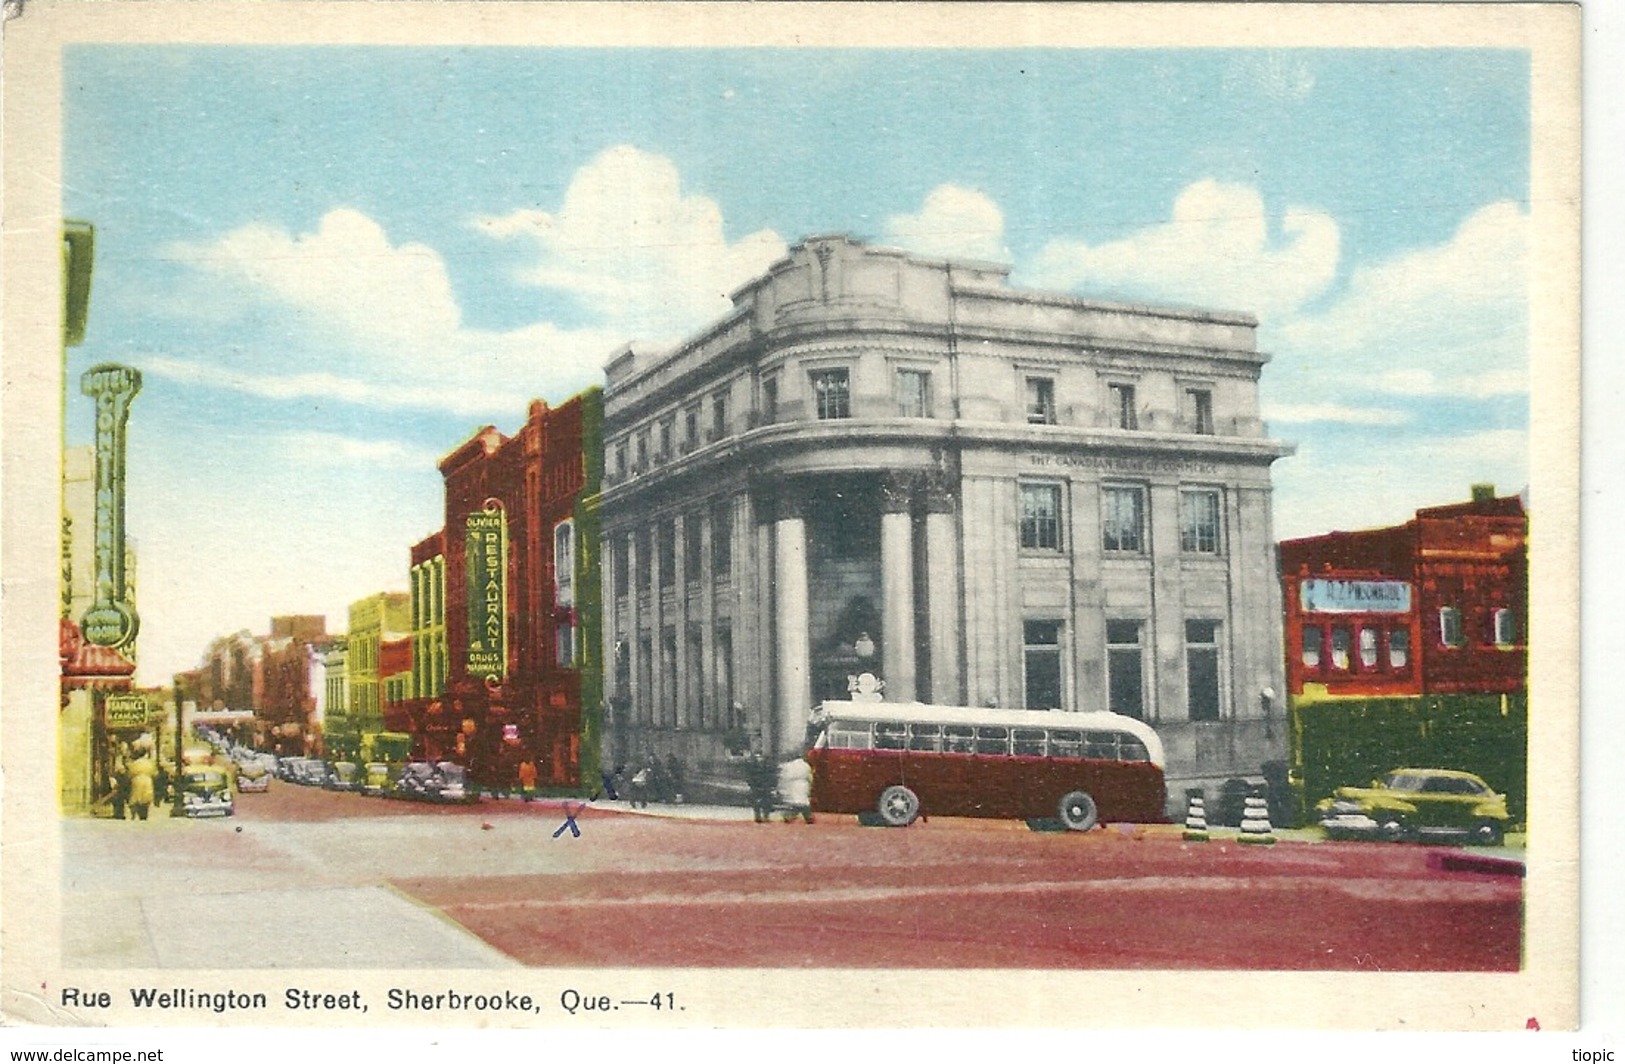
[330,592,410,761]
[599,235,1291,803]
[1280,485,1527,700]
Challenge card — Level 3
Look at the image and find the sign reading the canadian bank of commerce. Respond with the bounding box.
[1300,578,1412,614]
[465,502,508,682]
[79,363,142,649]
[103,693,150,729]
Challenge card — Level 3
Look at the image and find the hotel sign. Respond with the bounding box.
[1300,578,1412,614]
[465,502,508,682]
[80,364,141,648]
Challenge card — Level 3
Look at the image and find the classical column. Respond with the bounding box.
[673,511,689,731]
[924,473,963,704]
[880,472,917,702]
[698,506,716,732]
[627,529,645,726]
[773,491,811,756]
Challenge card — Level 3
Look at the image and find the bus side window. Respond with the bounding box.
[944,725,976,754]
[874,721,907,750]
[1011,728,1046,757]
[907,724,943,752]
[1048,729,1082,758]
[975,726,1010,755]
[829,723,872,750]
[1084,731,1119,759]
[1117,736,1150,763]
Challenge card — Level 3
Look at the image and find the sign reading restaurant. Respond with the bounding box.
[1300,578,1413,614]
[465,501,508,682]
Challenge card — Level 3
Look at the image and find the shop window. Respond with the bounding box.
[1301,626,1322,669]
[1022,620,1063,709]
[897,369,932,418]
[1330,627,1351,669]
[1025,376,1056,425]
[1180,489,1221,553]
[1388,627,1410,668]
[1102,485,1145,553]
[1109,382,1138,430]
[1358,627,1378,669]
[1106,620,1145,719]
[1019,483,1063,551]
[811,368,851,419]
[1439,606,1464,647]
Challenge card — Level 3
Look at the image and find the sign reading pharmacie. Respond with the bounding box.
[1300,578,1413,614]
[465,501,508,682]
[103,693,152,729]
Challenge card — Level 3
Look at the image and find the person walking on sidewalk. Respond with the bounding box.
[777,754,814,824]
[127,753,156,821]
[517,758,538,802]
[746,752,776,823]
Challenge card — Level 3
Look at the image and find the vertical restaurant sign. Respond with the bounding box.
[79,363,141,648]
[465,501,507,682]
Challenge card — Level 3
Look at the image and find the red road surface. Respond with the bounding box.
[243,783,1523,970]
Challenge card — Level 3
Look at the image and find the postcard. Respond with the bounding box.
[1,0,1582,1042]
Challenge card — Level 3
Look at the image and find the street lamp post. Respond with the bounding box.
[171,677,186,817]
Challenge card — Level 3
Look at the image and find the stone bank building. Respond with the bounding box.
[599,236,1290,801]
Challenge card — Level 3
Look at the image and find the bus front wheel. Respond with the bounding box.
[877,785,921,827]
[1058,791,1099,831]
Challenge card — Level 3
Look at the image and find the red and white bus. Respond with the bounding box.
[806,701,1167,829]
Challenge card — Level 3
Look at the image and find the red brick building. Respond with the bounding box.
[1280,486,1527,699]
[394,391,603,791]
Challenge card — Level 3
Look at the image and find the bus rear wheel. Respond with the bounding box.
[1058,790,1099,831]
[877,785,920,827]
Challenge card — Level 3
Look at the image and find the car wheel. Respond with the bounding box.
[1058,790,1099,832]
[876,785,920,827]
[1470,820,1505,847]
[1378,815,1407,842]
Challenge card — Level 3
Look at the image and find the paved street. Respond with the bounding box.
[63,783,1524,971]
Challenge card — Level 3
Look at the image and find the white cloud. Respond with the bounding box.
[475,145,787,342]
[1026,179,1340,320]
[884,184,1010,264]
[1272,429,1527,541]
[275,431,444,471]
[1263,402,1409,427]
[1273,201,1529,400]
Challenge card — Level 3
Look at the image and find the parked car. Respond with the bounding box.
[394,761,472,803]
[361,762,397,797]
[179,766,234,818]
[236,760,271,793]
[325,761,362,792]
[1316,768,1511,845]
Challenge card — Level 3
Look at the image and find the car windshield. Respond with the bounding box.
[437,765,466,785]
[184,772,226,790]
[1385,772,1429,792]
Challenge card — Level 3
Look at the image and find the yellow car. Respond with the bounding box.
[1316,768,1511,846]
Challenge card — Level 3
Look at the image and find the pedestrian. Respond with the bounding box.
[154,761,170,806]
[517,758,538,802]
[127,754,156,821]
[629,759,653,809]
[110,758,130,820]
[664,753,686,805]
[601,764,624,802]
[745,752,776,823]
[777,754,814,824]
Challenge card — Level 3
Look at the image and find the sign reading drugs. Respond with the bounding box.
[465,501,508,682]
[1300,578,1412,614]
[104,693,151,729]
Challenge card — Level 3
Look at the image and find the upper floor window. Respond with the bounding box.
[1025,376,1056,425]
[1493,608,1517,646]
[1439,606,1464,647]
[1301,626,1323,668]
[658,523,676,588]
[1389,627,1410,668]
[658,417,675,459]
[1179,489,1221,554]
[1358,626,1378,668]
[553,521,575,607]
[712,501,733,578]
[635,431,650,470]
[1330,626,1351,669]
[711,391,728,439]
[1019,483,1063,551]
[1102,484,1145,553]
[896,369,932,418]
[683,514,703,579]
[1108,383,1139,430]
[614,442,628,480]
[684,405,700,449]
[760,374,779,425]
[811,368,851,419]
[1185,388,1215,434]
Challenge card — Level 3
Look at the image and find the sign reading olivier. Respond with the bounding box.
[80,363,141,649]
[465,501,508,682]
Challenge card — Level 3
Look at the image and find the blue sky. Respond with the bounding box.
[62,46,1531,683]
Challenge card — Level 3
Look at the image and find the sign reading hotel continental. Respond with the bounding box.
[1300,578,1413,614]
[465,501,508,682]
[80,363,142,648]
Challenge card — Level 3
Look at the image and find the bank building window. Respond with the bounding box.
[1019,482,1063,551]
[811,368,851,419]
[1025,376,1056,425]
[760,375,779,425]
[1185,388,1215,435]
[658,417,675,459]
[1179,489,1221,554]
[711,392,728,439]
[1106,620,1145,719]
[896,369,932,418]
[1022,620,1064,710]
[1102,485,1146,553]
[1185,620,1221,721]
[1109,382,1139,430]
